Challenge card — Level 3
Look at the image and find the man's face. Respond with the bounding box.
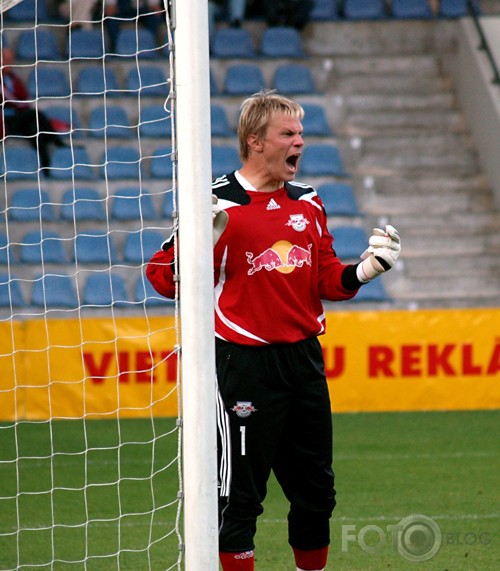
[257,111,304,183]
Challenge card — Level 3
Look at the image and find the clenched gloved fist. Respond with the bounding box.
[356,224,401,283]
[212,194,228,245]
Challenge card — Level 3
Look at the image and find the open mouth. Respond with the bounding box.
[286,153,301,172]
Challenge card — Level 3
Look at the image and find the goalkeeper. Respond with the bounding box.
[147,91,401,571]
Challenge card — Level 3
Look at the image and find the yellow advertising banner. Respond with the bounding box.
[0,308,499,421]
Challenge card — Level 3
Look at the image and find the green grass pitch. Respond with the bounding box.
[0,410,498,570]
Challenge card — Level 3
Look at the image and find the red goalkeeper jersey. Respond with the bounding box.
[146,172,361,346]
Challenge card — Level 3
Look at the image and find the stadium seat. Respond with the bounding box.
[126,65,169,97]
[16,29,62,61]
[115,28,159,59]
[67,28,107,60]
[299,144,346,177]
[0,148,40,181]
[260,27,305,58]
[60,187,106,222]
[390,0,433,19]
[31,274,79,309]
[123,229,164,264]
[102,146,142,180]
[301,103,332,136]
[6,0,49,22]
[331,226,368,259]
[28,67,70,98]
[0,233,15,265]
[0,274,25,307]
[88,106,133,139]
[212,146,240,178]
[83,273,130,307]
[73,230,119,265]
[317,183,360,217]
[224,64,266,96]
[19,231,67,264]
[343,0,386,19]
[161,192,175,219]
[310,0,340,20]
[211,104,232,137]
[77,67,120,97]
[9,189,56,222]
[212,28,256,58]
[348,277,389,302]
[150,147,174,179]
[110,187,157,221]
[50,147,96,180]
[210,70,220,96]
[139,104,172,138]
[439,0,480,17]
[45,106,83,138]
[273,64,317,95]
[134,275,173,306]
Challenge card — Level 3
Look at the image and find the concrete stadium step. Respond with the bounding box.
[403,254,500,279]
[358,151,478,176]
[346,93,455,113]
[345,109,465,133]
[360,133,475,154]
[338,74,451,96]
[367,173,489,197]
[333,55,442,77]
[393,275,500,302]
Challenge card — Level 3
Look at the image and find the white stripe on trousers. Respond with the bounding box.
[216,386,232,497]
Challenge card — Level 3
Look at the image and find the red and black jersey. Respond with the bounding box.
[147,172,362,346]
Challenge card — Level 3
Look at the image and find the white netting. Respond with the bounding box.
[0,1,183,568]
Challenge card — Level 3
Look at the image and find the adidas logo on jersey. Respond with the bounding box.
[266,198,280,210]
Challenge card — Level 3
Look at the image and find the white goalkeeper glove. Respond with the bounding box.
[356,224,401,283]
[212,194,228,245]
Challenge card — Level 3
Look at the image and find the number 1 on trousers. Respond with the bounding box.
[240,426,246,456]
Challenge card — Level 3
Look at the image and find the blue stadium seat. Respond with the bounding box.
[115,29,159,59]
[111,187,157,220]
[391,0,433,19]
[6,0,49,22]
[0,148,39,181]
[301,103,332,136]
[123,229,164,264]
[317,183,360,217]
[126,65,169,97]
[88,106,132,139]
[135,275,174,306]
[83,273,130,307]
[77,67,120,97]
[273,64,316,95]
[331,226,368,259]
[67,29,107,60]
[102,146,142,180]
[73,230,119,265]
[260,27,305,58]
[0,274,25,307]
[19,231,67,264]
[212,28,256,58]
[150,147,174,179]
[60,187,106,222]
[28,67,70,98]
[212,146,240,178]
[161,193,175,219]
[31,274,79,309]
[343,0,386,19]
[45,106,83,138]
[16,29,62,61]
[210,70,220,96]
[310,0,340,20]
[224,64,266,96]
[348,277,389,302]
[439,0,480,17]
[300,144,346,177]
[139,104,171,138]
[9,189,56,222]
[211,104,232,137]
[0,233,15,265]
[50,147,96,180]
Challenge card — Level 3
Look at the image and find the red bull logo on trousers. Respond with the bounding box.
[246,241,312,276]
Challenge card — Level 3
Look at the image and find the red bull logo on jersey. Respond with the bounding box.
[231,401,257,418]
[246,241,312,275]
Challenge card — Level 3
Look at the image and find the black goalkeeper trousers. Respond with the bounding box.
[216,336,336,553]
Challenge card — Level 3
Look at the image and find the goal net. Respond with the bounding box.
[0,1,188,568]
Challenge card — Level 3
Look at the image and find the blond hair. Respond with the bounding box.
[238,90,304,162]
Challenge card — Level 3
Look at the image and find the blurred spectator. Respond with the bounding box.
[0,47,68,173]
[208,0,247,46]
[261,0,313,30]
[58,0,99,29]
